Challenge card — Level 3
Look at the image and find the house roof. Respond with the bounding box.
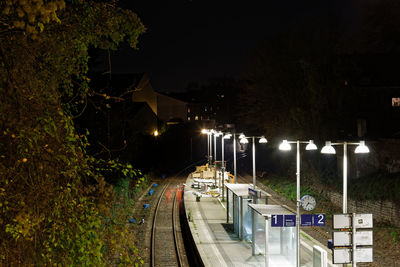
[89,72,146,99]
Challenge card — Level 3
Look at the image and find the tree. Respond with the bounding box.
[0,0,145,265]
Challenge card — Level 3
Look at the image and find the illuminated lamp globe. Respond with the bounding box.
[279,140,291,151]
[240,138,249,144]
[354,141,370,154]
[305,140,317,150]
[259,136,268,143]
[321,141,336,154]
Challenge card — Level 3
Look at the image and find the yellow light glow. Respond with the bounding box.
[153,130,159,137]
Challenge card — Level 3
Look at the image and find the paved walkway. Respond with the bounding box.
[184,174,340,267]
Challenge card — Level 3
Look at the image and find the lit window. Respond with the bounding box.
[187,107,191,113]
[188,116,191,121]
[205,106,207,112]
[195,115,199,120]
[221,95,224,98]
[392,98,400,107]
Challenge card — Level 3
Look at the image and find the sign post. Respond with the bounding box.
[332,213,373,265]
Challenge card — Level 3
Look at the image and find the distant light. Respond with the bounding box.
[201,129,208,134]
[279,140,291,151]
[321,141,336,154]
[238,133,245,139]
[153,130,159,137]
[240,137,249,144]
[259,136,268,143]
[305,140,317,150]
[354,141,370,154]
[223,133,232,139]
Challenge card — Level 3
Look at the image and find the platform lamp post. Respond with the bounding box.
[201,129,212,166]
[240,134,267,256]
[321,140,369,267]
[239,135,268,191]
[233,133,245,184]
[320,141,369,214]
[279,140,318,267]
[221,133,232,201]
[212,131,221,187]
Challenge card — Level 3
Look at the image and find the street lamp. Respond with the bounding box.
[241,135,267,256]
[201,129,212,165]
[221,133,231,200]
[320,140,370,214]
[279,139,318,267]
[232,133,244,184]
[239,135,268,191]
[321,140,369,267]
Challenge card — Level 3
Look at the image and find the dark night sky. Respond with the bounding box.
[93,0,363,92]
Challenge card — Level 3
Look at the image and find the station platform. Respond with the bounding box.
[184,174,339,267]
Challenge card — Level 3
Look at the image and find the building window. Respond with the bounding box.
[195,115,199,120]
[188,116,191,121]
[392,98,400,107]
[187,107,191,113]
[205,106,207,112]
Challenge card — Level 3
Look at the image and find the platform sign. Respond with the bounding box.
[301,214,313,226]
[333,231,373,246]
[271,215,284,227]
[333,214,373,229]
[284,215,296,227]
[314,214,326,226]
[333,247,373,264]
[248,188,261,198]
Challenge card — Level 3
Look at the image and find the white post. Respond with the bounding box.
[352,213,356,267]
[296,141,300,267]
[343,142,348,214]
[222,137,225,201]
[252,136,256,191]
[265,216,269,267]
[233,134,237,184]
[214,134,217,166]
[207,133,210,165]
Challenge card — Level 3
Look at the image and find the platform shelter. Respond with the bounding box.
[225,183,270,242]
[248,204,297,267]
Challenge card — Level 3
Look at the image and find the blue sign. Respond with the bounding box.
[271,215,283,227]
[314,214,326,226]
[248,188,260,198]
[284,215,296,227]
[301,214,313,226]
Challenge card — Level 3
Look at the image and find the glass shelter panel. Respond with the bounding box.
[233,195,240,235]
[242,197,252,242]
[254,211,266,255]
[268,219,296,267]
[228,190,233,223]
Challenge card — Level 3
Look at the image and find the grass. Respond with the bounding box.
[348,170,400,203]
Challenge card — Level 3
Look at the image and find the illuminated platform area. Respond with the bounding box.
[184,173,340,267]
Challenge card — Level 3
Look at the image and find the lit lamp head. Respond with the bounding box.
[239,137,249,144]
[153,130,159,137]
[305,140,317,150]
[223,133,232,139]
[279,140,291,151]
[321,141,336,154]
[259,136,268,143]
[238,133,245,139]
[201,129,208,134]
[354,141,369,154]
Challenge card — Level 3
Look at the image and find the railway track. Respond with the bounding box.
[150,181,188,267]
